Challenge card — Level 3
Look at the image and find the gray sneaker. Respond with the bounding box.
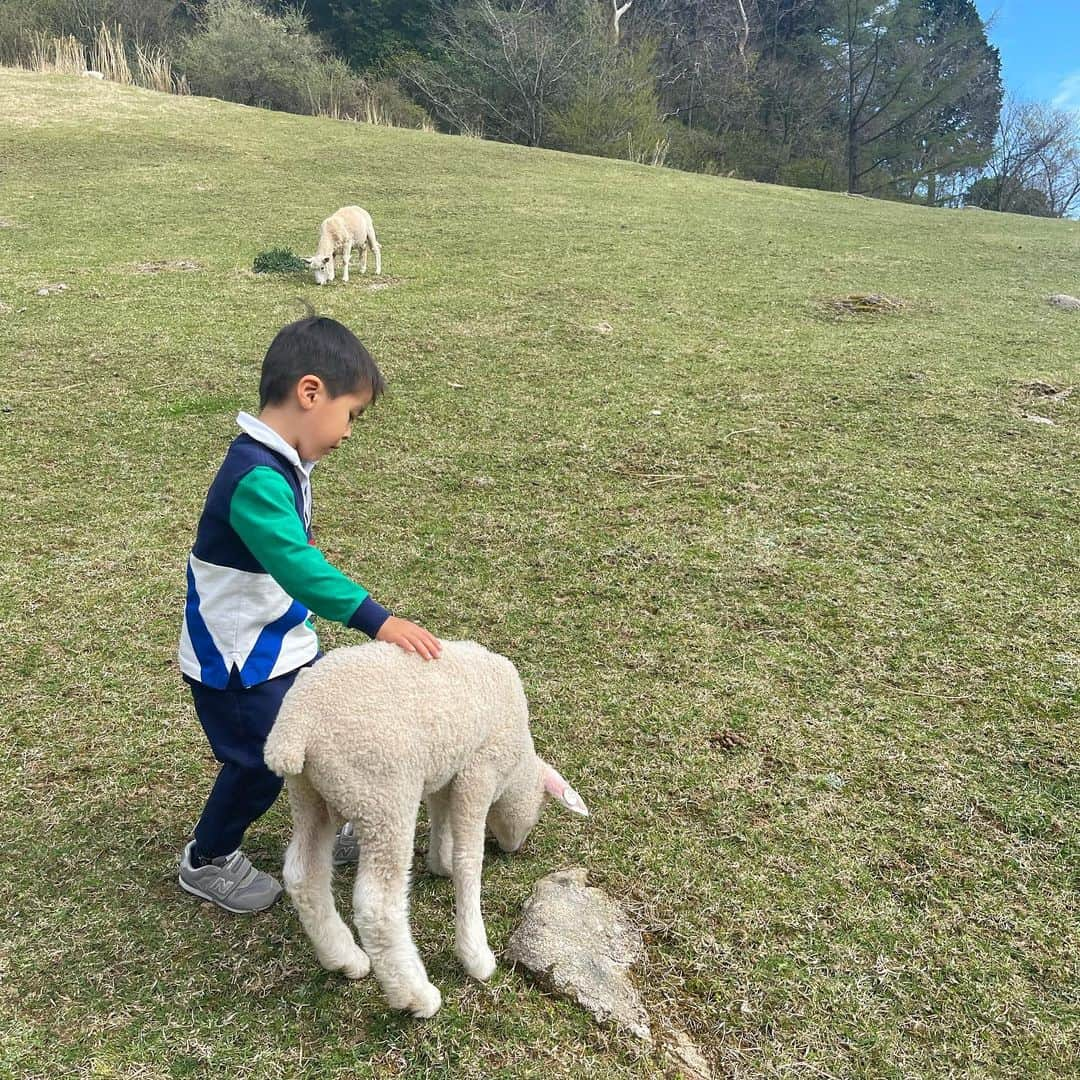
[178,842,283,913]
[332,822,359,867]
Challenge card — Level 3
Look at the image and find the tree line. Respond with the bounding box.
[2,0,1077,216]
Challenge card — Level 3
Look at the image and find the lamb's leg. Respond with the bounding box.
[282,775,369,979]
[351,803,441,1018]
[450,783,497,981]
[359,243,368,275]
[367,224,381,276]
[342,239,352,283]
[423,786,453,878]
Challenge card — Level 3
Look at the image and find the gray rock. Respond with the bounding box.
[506,867,651,1042]
[1048,294,1080,310]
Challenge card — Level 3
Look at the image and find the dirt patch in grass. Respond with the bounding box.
[709,729,749,753]
[134,259,201,273]
[1017,380,1073,402]
[353,275,403,291]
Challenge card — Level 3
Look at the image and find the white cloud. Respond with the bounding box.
[1051,71,1080,113]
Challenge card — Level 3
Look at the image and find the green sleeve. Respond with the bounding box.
[229,466,369,624]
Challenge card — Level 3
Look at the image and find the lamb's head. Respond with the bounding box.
[486,755,588,854]
[305,254,333,285]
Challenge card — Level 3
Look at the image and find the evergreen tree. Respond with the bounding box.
[274,0,441,68]
[825,0,999,194]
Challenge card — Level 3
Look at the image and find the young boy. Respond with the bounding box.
[177,315,441,913]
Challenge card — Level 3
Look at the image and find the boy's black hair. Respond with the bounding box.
[259,316,385,409]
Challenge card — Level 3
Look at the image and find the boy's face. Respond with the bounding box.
[298,381,373,462]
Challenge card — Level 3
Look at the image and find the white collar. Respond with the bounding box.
[236,412,316,477]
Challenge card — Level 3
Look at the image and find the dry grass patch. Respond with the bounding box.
[825,292,908,317]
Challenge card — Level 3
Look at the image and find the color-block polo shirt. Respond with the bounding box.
[178,412,390,688]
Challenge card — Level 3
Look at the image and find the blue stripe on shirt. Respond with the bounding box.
[238,599,311,687]
[185,564,231,688]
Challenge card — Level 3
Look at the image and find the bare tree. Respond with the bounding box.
[968,98,1080,217]
[402,0,584,146]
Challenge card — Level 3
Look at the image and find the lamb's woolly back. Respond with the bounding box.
[314,206,376,256]
[264,640,522,779]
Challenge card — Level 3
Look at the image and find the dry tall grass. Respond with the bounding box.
[135,43,189,95]
[89,24,130,84]
[14,23,188,95]
[627,134,670,167]
[24,31,85,76]
[311,75,432,132]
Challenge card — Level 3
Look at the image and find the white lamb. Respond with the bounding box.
[305,205,382,285]
[263,640,589,1018]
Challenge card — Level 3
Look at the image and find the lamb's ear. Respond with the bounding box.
[542,763,589,817]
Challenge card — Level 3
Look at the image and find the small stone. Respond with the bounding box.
[593,321,614,334]
[36,283,68,296]
[1048,294,1080,311]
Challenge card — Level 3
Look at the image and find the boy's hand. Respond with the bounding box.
[376,616,442,661]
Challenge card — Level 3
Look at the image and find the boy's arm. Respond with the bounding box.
[228,466,391,638]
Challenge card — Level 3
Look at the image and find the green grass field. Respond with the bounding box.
[1,70,1077,1079]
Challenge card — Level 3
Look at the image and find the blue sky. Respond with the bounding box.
[974,1,1080,111]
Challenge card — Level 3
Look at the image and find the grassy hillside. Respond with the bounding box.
[1,70,1077,1079]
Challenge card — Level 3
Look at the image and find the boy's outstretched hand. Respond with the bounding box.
[376,616,442,661]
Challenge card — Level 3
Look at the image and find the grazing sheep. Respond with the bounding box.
[305,205,381,285]
[263,641,589,1018]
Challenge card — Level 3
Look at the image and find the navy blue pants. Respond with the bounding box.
[186,660,315,859]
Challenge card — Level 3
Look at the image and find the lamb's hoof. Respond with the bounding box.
[320,943,369,980]
[459,947,497,982]
[338,945,370,980]
[425,852,452,879]
[407,982,442,1019]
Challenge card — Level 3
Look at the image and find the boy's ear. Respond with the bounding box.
[295,373,324,407]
